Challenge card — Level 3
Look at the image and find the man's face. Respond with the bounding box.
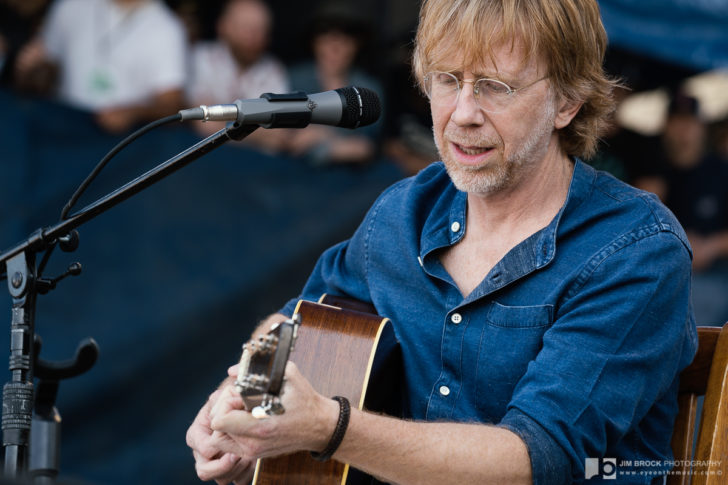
[430,42,559,195]
[663,114,706,169]
[219,1,270,66]
[313,31,358,75]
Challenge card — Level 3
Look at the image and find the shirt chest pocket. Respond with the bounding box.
[474,302,553,422]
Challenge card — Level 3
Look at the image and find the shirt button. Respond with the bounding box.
[450,221,461,233]
[439,385,451,396]
[451,313,462,324]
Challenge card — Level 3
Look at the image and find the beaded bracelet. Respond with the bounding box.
[310,396,350,462]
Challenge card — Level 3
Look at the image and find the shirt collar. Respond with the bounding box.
[420,186,467,257]
[418,159,595,299]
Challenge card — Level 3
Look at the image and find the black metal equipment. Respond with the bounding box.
[0,120,257,482]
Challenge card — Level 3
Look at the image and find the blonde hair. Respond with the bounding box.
[412,0,619,159]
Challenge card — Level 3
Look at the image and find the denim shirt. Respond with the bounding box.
[280,160,698,484]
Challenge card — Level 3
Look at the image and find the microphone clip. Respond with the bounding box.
[258,91,312,128]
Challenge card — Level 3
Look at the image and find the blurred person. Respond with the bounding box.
[186,0,288,152]
[0,0,51,88]
[712,118,728,160]
[169,0,202,44]
[14,0,187,134]
[286,3,383,165]
[381,27,440,175]
[654,92,728,325]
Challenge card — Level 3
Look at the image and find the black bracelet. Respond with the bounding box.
[310,396,350,462]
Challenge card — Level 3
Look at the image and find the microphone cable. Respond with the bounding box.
[60,113,183,221]
[36,113,182,278]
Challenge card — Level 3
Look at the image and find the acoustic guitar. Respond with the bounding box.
[235,295,401,485]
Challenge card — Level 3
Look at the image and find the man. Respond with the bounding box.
[14,0,186,134]
[187,1,697,483]
[186,0,289,151]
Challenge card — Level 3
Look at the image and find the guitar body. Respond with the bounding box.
[252,295,400,485]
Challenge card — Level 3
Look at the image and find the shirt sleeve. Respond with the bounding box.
[42,0,71,60]
[499,229,697,484]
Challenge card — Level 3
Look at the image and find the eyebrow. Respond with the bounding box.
[443,69,516,84]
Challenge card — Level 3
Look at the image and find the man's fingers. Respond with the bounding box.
[186,415,214,451]
[197,452,252,484]
[213,433,249,456]
[216,453,254,484]
[210,386,230,417]
[211,386,242,413]
[211,386,244,421]
[209,388,223,403]
[285,360,299,375]
[208,430,235,452]
[210,383,261,437]
[211,407,259,436]
[194,452,240,482]
[186,393,221,451]
[194,432,227,461]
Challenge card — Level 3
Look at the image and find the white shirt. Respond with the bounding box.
[187,41,289,104]
[43,0,187,110]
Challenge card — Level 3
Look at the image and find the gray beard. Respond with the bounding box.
[435,101,556,194]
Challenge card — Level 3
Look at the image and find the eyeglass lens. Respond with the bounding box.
[426,72,514,113]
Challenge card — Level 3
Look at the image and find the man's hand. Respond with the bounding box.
[95,89,184,134]
[14,37,47,80]
[186,388,255,484]
[95,106,140,134]
[13,37,58,94]
[210,361,339,460]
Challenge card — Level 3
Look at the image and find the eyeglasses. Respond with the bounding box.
[423,71,549,113]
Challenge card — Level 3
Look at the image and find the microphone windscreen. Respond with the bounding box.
[335,86,381,129]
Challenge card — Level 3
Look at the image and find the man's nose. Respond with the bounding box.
[451,82,486,126]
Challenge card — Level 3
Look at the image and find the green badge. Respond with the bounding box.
[90,69,113,94]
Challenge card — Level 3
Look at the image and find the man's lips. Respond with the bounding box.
[451,142,496,157]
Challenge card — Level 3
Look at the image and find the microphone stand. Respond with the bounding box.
[0,121,257,482]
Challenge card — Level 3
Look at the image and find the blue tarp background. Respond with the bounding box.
[599,0,728,71]
[0,90,402,484]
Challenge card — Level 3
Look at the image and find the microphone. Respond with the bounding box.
[178,86,380,129]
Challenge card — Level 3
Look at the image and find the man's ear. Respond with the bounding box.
[554,97,583,129]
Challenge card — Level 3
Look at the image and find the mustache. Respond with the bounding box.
[443,129,501,149]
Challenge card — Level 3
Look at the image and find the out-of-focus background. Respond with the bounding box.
[0,0,726,483]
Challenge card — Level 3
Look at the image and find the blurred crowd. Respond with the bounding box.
[1,0,727,324]
[0,0,437,169]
